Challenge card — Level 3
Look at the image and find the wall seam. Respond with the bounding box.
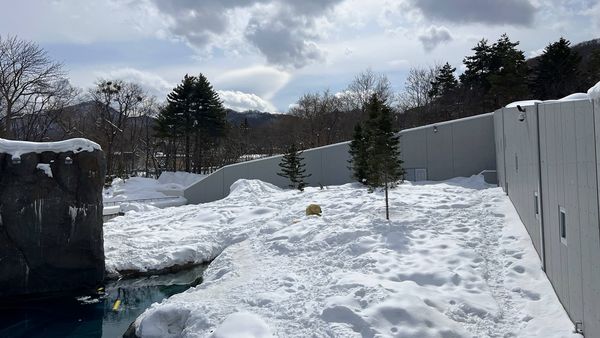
[535,103,546,271]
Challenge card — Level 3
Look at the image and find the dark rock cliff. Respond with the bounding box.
[0,148,106,298]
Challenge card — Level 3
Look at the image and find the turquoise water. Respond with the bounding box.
[0,265,206,338]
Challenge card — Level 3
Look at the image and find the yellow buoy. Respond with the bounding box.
[112,299,121,311]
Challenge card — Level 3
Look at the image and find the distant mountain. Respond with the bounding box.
[225,109,286,128]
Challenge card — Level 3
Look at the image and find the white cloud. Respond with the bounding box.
[218,90,276,112]
[214,66,291,99]
[92,68,173,98]
[0,0,166,43]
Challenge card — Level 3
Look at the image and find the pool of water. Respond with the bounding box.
[0,264,206,338]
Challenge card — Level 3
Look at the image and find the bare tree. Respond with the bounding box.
[397,65,440,112]
[13,80,79,141]
[344,68,393,113]
[289,90,345,147]
[89,79,146,176]
[0,35,65,139]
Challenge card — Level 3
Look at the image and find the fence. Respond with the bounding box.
[494,98,600,336]
[183,113,496,204]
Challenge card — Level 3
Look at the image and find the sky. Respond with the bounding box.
[0,0,598,112]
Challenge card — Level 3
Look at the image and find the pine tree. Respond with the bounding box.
[190,73,227,173]
[487,34,529,107]
[277,143,311,191]
[165,75,196,172]
[429,62,458,99]
[154,104,183,171]
[531,37,581,99]
[460,39,494,92]
[363,94,404,220]
[157,73,227,173]
[348,123,369,184]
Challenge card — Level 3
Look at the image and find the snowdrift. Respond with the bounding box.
[104,177,578,337]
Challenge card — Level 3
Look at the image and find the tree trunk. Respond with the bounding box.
[5,102,13,139]
[385,172,389,220]
[185,133,191,172]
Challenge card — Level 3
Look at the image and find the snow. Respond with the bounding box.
[104,172,206,207]
[558,93,589,101]
[36,163,53,178]
[211,312,274,338]
[506,84,600,108]
[589,81,600,102]
[0,138,100,159]
[104,177,579,337]
[505,100,542,108]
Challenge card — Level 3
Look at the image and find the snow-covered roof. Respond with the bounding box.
[0,138,101,159]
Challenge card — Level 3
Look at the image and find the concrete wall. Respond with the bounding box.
[494,99,600,336]
[184,113,496,204]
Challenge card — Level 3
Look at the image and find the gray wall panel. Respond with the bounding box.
[500,99,600,335]
[185,113,496,204]
[426,122,454,180]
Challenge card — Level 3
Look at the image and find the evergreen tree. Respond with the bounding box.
[460,39,494,92]
[165,75,196,172]
[154,104,183,171]
[487,34,529,107]
[190,73,227,173]
[460,35,529,110]
[429,62,458,99]
[156,73,227,173]
[359,94,405,220]
[587,49,600,87]
[348,123,369,184]
[277,143,311,191]
[531,37,581,99]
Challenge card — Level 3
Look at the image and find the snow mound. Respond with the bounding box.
[211,312,273,338]
[589,81,600,102]
[228,179,282,199]
[0,138,100,159]
[106,176,579,337]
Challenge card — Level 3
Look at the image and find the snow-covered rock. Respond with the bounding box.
[105,177,579,337]
[0,138,100,160]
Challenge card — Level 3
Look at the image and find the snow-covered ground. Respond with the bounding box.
[104,177,579,338]
[103,171,206,212]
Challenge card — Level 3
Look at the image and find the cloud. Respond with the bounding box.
[409,0,537,26]
[244,6,325,69]
[218,90,276,112]
[145,0,343,68]
[92,67,173,98]
[418,26,453,52]
[214,66,291,100]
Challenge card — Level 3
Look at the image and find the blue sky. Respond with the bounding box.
[0,0,598,112]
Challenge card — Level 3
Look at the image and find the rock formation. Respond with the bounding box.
[0,138,106,298]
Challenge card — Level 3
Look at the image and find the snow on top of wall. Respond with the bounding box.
[505,100,542,108]
[558,92,589,101]
[0,138,101,159]
[589,81,600,101]
[506,83,600,108]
